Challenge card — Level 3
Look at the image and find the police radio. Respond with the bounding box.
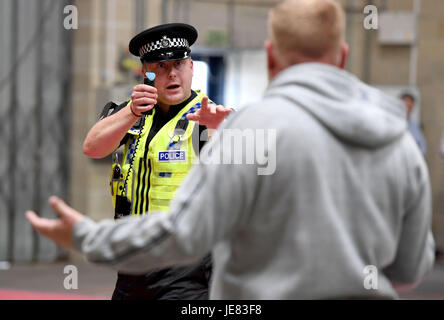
[142,72,156,115]
[144,71,155,86]
[113,72,156,220]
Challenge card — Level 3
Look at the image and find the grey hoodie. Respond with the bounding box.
[74,63,435,299]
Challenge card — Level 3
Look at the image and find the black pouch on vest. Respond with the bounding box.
[114,195,132,220]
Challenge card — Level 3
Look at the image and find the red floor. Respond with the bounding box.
[0,289,108,300]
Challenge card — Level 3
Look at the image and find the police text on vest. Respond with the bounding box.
[158,150,187,162]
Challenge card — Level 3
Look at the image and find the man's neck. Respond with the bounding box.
[157,103,170,116]
[157,92,193,116]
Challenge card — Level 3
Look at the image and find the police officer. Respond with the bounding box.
[83,23,232,300]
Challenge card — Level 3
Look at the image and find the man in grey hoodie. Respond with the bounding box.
[27,0,434,299]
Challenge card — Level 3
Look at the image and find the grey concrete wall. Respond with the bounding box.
[0,0,72,262]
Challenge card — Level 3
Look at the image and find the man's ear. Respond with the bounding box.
[265,39,279,80]
[339,42,349,70]
[189,58,194,76]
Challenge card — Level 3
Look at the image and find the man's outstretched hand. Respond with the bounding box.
[186,96,232,129]
[26,196,85,249]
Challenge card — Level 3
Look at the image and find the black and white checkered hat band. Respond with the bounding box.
[139,37,189,57]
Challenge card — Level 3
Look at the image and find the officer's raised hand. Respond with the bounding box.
[130,84,158,117]
[186,96,232,129]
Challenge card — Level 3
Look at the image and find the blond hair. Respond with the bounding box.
[269,0,345,63]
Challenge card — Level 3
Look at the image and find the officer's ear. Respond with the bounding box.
[189,58,194,75]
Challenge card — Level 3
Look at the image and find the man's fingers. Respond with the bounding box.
[49,196,78,219]
[133,84,157,93]
[48,196,85,225]
[26,196,81,250]
[26,210,57,235]
[131,91,158,100]
[209,103,217,114]
[26,210,42,228]
[201,96,209,110]
[26,209,74,249]
[187,100,231,126]
[186,113,199,121]
[134,97,157,107]
[139,104,155,113]
[216,105,232,114]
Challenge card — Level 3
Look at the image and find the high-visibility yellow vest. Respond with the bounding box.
[110,91,207,217]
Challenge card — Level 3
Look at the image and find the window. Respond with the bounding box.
[192,60,209,94]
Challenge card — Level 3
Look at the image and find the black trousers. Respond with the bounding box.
[111,254,212,300]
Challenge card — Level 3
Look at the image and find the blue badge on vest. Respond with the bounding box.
[158,150,187,162]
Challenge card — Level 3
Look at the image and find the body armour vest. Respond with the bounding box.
[110,91,208,218]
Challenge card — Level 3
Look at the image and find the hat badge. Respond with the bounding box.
[161,35,171,48]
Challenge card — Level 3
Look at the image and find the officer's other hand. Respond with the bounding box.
[26,196,85,249]
[186,96,232,129]
[130,84,158,116]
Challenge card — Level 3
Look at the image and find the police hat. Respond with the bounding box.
[129,23,198,63]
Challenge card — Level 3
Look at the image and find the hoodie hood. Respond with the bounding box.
[265,63,407,148]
